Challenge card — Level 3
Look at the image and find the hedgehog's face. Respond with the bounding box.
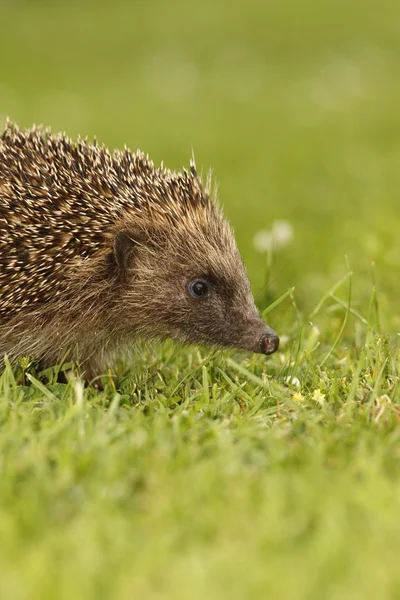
[113,221,279,357]
[178,271,280,355]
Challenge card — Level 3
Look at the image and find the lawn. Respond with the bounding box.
[1,0,400,598]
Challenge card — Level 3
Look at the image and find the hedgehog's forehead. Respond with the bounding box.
[166,212,246,281]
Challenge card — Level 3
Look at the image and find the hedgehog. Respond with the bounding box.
[0,122,279,380]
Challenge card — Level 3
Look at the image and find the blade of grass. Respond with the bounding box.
[202,365,210,404]
[370,357,389,406]
[309,271,352,319]
[371,262,381,333]
[328,294,368,325]
[346,346,367,413]
[262,287,295,319]
[26,373,59,402]
[320,271,352,367]
[225,358,270,391]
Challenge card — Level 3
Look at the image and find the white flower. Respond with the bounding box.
[253,220,294,252]
[285,376,301,388]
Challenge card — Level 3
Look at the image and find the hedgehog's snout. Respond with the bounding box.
[258,327,280,355]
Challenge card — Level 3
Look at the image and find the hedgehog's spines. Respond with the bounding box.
[0,122,215,317]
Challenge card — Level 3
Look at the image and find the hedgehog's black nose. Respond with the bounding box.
[259,328,280,355]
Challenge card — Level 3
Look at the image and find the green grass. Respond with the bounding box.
[1,0,400,598]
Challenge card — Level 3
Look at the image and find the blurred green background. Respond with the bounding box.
[2,0,399,333]
[2,3,400,599]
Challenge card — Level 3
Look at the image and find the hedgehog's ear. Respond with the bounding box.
[113,227,158,271]
[113,228,143,270]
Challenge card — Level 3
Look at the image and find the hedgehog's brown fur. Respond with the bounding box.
[0,122,279,379]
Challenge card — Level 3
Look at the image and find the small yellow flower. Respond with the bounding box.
[312,389,325,405]
[292,392,305,403]
[377,394,391,406]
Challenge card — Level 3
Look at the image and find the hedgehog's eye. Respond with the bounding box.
[188,279,209,298]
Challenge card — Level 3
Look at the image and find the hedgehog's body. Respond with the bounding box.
[0,123,279,379]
